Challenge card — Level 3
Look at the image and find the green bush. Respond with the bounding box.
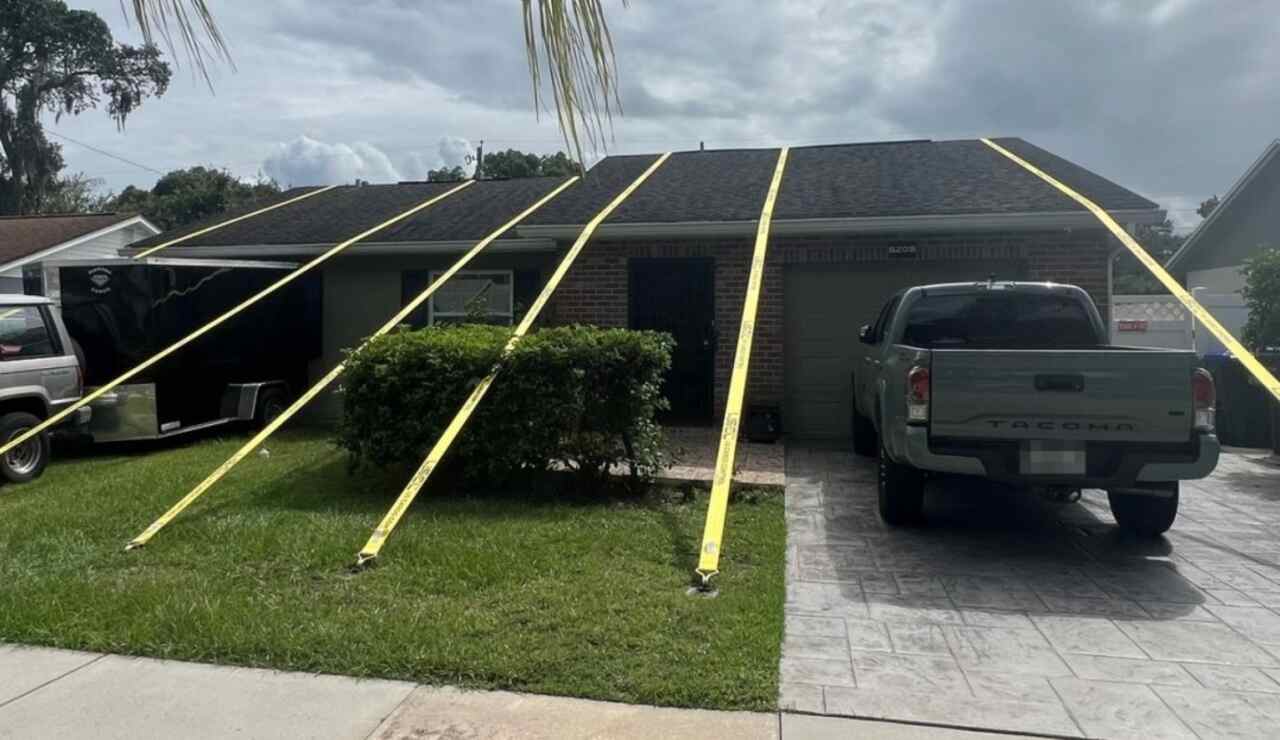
[337,324,674,488]
[1242,247,1280,351]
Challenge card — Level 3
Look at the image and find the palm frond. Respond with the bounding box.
[121,0,233,84]
[523,0,625,173]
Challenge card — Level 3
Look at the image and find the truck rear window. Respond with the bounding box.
[901,291,1099,348]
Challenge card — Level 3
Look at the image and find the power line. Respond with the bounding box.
[46,130,166,176]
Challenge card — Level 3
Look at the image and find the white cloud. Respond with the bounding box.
[262,136,402,186]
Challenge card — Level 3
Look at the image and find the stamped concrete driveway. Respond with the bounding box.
[781,445,1280,739]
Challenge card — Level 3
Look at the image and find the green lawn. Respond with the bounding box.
[0,430,785,711]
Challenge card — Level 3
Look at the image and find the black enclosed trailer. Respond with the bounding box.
[25,258,321,443]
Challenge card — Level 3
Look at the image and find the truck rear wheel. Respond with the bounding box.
[1108,483,1179,537]
[0,412,50,484]
[852,402,877,458]
[878,440,924,525]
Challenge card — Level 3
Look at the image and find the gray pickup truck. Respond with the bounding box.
[0,295,88,483]
[853,281,1219,536]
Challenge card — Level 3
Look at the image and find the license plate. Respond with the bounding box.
[1020,440,1086,475]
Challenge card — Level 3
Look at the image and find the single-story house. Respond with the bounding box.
[1168,139,1279,295]
[124,138,1164,439]
[0,213,159,293]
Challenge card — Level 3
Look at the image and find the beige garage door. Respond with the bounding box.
[784,260,1021,440]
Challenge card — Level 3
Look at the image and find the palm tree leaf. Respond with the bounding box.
[122,0,233,84]
[524,0,625,171]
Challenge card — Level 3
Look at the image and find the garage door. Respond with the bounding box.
[784,260,1021,440]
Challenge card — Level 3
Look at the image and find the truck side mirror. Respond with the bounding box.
[858,324,875,345]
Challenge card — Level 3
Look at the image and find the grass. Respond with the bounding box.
[0,430,785,711]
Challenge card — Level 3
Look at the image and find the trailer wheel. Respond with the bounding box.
[1108,483,1179,537]
[0,412,50,484]
[878,440,924,526]
[253,387,289,429]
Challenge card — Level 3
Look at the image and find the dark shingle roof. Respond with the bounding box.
[131,137,1160,250]
[527,137,1158,225]
[129,178,574,250]
[0,213,140,264]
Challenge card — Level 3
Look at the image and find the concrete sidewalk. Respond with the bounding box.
[0,645,1024,739]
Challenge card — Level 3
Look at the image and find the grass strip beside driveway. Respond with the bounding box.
[0,431,785,711]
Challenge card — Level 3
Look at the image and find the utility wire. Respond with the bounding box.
[46,130,166,176]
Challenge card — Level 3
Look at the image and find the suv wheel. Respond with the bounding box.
[1108,483,1179,537]
[878,440,924,525]
[0,411,50,484]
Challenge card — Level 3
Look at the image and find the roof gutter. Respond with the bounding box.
[119,237,558,259]
[517,208,1167,240]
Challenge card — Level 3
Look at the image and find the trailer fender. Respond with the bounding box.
[221,381,289,421]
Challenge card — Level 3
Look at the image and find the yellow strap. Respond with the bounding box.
[355,154,672,566]
[695,147,790,585]
[0,180,475,460]
[132,185,340,259]
[126,177,580,549]
[982,138,1280,403]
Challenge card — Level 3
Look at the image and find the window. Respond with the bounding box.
[427,271,514,325]
[0,306,56,360]
[901,291,1099,348]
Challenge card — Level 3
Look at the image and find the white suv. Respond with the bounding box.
[0,296,88,483]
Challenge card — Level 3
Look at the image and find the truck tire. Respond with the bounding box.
[852,403,877,458]
[253,387,289,429]
[878,440,924,526]
[0,412,50,484]
[1107,483,1179,537]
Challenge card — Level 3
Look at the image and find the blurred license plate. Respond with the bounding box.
[1020,440,1086,475]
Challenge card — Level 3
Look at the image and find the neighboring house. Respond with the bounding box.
[1169,139,1280,294]
[0,213,160,293]
[125,138,1164,439]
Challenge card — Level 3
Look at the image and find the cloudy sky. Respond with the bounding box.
[52,0,1279,230]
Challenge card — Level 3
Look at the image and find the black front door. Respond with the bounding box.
[629,258,716,423]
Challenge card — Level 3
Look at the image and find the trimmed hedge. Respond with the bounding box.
[337,324,674,487]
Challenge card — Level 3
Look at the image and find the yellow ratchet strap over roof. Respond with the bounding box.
[133,185,340,259]
[694,147,790,586]
[982,137,1280,404]
[353,153,672,567]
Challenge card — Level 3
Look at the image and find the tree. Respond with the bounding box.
[480,149,582,179]
[39,172,111,214]
[1113,218,1186,295]
[1241,248,1280,352]
[124,1,620,169]
[426,166,466,183]
[0,1,171,215]
[1198,196,1220,219]
[106,166,280,229]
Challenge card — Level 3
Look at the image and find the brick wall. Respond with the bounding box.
[550,228,1113,419]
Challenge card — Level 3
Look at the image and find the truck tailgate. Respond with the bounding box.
[930,349,1195,444]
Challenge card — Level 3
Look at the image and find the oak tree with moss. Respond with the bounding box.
[0,0,170,214]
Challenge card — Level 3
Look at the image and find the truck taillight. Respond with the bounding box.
[907,365,930,424]
[1191,368,1215,432]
